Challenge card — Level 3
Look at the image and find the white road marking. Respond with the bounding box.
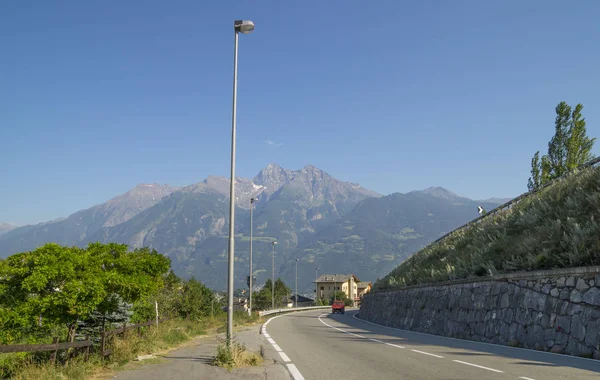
[263,314,306,379]
[352,312,599,363]
[411,349,444,358]
[286,364,305,380]
[453,360,504,373]
[519,377,536,380]
[279,351,291,362]
[385,343,405,349]
[319,314,409,352]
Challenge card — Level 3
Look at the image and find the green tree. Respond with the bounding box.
[179,278,213,320]
[0,243,171,343]
[329,291,353,306]
[0,244,107,343]
[251,278,291,310]
[528,101,596,191]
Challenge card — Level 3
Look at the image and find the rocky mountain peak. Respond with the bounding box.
[419,186,461,200]
[254,163,294,191]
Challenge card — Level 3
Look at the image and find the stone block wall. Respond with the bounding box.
[360,267,600,359]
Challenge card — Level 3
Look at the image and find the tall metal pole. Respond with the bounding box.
[226,29,239,347]
[271,242,275,309]
[295,259,299,308]
[334,274,337,302]
[248,198,255,316]
[315,267,318,305]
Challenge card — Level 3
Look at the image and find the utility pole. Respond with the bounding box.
[295,258,299,308]
[271,241,277,309]
[248,197,257,315]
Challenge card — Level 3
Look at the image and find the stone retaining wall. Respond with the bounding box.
[360,267,600,359]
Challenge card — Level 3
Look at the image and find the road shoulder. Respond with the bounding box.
[102,326,290,380]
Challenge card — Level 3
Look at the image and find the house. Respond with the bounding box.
[356,281,372,307]
[289,294,314,308]
[314,274,360,305]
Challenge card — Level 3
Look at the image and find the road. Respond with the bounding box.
[263,309,600,380]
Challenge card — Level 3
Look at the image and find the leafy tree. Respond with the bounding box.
[528,101,596,191]
[130,270,183,323]
[0,244,107,343]
[251,278,291,310]
[179,278,213,320]
[0,243,171,343]
[329,291,353,306]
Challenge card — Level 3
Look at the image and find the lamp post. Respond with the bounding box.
[248,197,257,316]
[226,19,254,346]
[295,258,299,308]
[334,274,337,302]
[315,267,319,305]
[271,241,277,309]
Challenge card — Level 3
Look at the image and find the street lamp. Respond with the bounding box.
[226,19,254,346]
[248,197,258,316]
[271,241,277,309]
[315,267,319,305]
[295,258,299,308]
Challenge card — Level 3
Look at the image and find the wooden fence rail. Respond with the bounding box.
[0,317,170,363]
[0,336,92,364]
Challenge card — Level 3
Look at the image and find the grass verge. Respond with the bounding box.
[2,313,264,380]
[213,339,263,371]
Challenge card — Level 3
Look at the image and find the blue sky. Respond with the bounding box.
[1,1,599,225]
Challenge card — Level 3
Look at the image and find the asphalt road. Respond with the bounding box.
[263,309,600,380]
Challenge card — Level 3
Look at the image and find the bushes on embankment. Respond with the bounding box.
[376,164,600,290]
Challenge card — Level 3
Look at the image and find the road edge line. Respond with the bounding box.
[352,311,600,363]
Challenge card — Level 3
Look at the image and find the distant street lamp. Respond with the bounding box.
[271,241,277,309]
[295,258,299,308]
[226,19,255,346]
[248,197,258,316]
[315,267,319,305]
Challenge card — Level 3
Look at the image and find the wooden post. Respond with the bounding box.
[155,300,159,328]
[49,337,59,365]
[85,335,90,362]
[101,331,106,357]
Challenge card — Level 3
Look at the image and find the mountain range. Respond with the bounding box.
[0,223,17,236]
[0,164,506,293]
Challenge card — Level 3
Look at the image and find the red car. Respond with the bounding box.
[331,300,345,314]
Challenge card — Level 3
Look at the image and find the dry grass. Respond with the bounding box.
[213,339,263,371]
[3,314,265,380]
[376,165,600,290]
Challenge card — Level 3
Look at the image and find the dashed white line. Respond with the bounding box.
[278,351,291,362]
[263,314,305,379]
[385,342,405,349]
[453,360,504,373]
[286,363,305,380]
[319,314,407,351]
[519,377,536,380]
[411,349,444,358]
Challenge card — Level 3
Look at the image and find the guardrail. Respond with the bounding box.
[258,306,331,317]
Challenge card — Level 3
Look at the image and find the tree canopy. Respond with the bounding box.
[251,278,291,310]
[0,242,171,343]
[528,101,595,191]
